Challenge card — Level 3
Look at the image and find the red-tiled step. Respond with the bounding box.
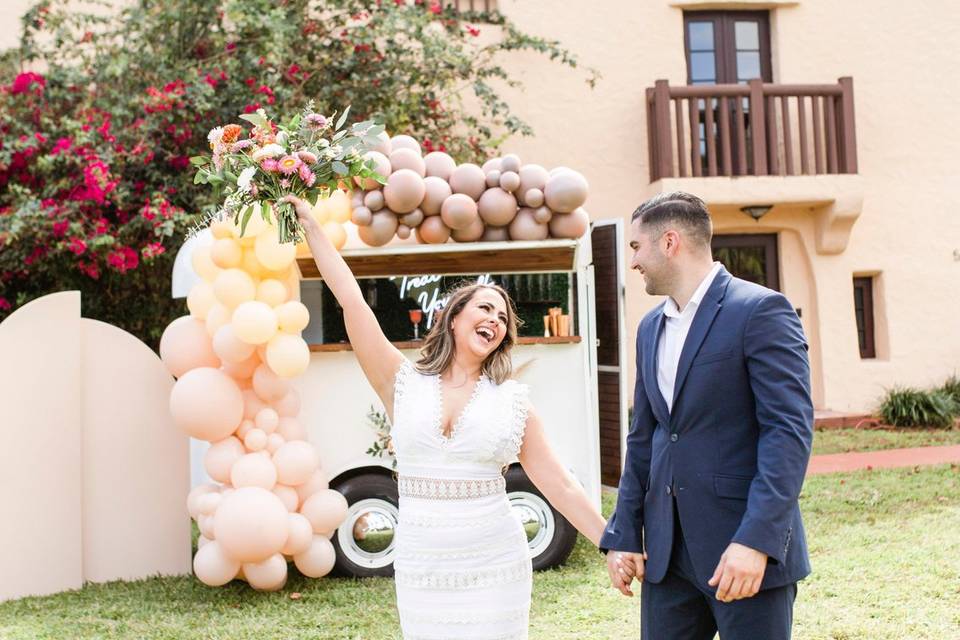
[807,445,960,475]
[813,410,877,430]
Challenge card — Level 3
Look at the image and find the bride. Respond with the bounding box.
[283,195,607,640]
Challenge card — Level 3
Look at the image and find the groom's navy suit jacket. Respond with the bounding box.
[600,267,813,591]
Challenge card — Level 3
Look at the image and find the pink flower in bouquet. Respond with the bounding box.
[298,163,316,186]
[305,113,328,130]
[231,139,254,152]
[261,157,279,172]
[278,155,302,175]
[280,179,291,189]
[297,150,318,165]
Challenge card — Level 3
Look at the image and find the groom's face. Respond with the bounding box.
[629,219,670,295]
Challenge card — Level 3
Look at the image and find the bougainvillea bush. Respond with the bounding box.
[0,0,594,347]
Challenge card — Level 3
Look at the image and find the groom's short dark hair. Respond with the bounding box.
[632,191,712,249]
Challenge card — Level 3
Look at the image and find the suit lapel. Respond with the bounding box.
[670,268,731,412]
[642,307,670,427]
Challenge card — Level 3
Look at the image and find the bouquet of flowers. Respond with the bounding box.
[192,103,385,244]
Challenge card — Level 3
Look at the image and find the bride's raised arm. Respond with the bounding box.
[282,195,406,414]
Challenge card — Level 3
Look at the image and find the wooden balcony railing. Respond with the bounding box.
[646,77,857,181]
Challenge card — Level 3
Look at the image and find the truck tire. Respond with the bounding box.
[330,473,399,578]
[505,466,579,570]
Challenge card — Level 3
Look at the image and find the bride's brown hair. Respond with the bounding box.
[414,282,520,384]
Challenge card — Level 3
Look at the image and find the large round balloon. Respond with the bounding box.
[243,553,287,591]
[282,513,314,556]
[213,268,257,309]
[252,363,291,401]
[358,211,399,246]
[232,301,278,345]
[478,187,519,227]
[230,452,278,490]
[160,316,221,378]
[169,367,243,441]
[440,193,479,230]
[416,216,451,244]
[255,279,288,307]
[254,228,296,271]
[265,333,310,378]
[194,541,240,587]
[326,190,353,224]
[449,163,486,201]
[191,245,220,281]
[276,301,310,333]
[212,324,256,364]
[421,176,453,216]
[390,134,421,155]
[278,416,308,443]
[544,170,589,213]
[210,237,243,269]
[273,440,321,486]
[548,206,590,238]
[389,148,426,177]
[451,215,485,243]
[300,489,348,535]
[293,535,337,578]
[187,281,216,320]
[214,487,289,563]
[424,152,456,180]
[509,207,549,241]
[383,169,425,214]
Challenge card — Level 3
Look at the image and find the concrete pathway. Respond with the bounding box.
[807,444,960,475]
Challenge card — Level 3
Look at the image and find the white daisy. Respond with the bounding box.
[237,166,257,193]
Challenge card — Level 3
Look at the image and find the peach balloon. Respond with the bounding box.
[243,553,288,591]
[384,169,426,214]
[533,205,553,224]
[244,428,267,452]
[214,487,289,563]
[294,536,337,578]
[421,176,453,215]
[282,513,314,556]
[277,416,308,442]
[187,281,216,320]
[323,221,348,251]
[160,316,221,378]
[198,534,212,549]
[399,209,424,228]
[548,206,590,239]
[204,436,246,483]
[198,514,217,540]
[363,189,385,212]
[482,157,502,173]
[544,170,589,213]
[390,147,426,177]
[499,171,520,193]
[357,151,391,190]
[300,489,348,535]
[193,541,240,587]
[211,237,243,269]
[481,225,510,242]
[358,211,399,247]
[210,218,235,240]
[327,190,353,224]
[509,208,549,241]
[187,483,219,520]
[274,389,301,417]
[451,216,485,243]
[213,324,256,364]
[416,215,451,244]
[276,301,310,333]
[518,164,550,202]
[236,418,255,440]
[221,352,260,380]
[252,363,291,401]
[232,301,278,345]
[240,248,264,277]
[390,134,421,155]
[191,245,220,281]
[266,433,286,454]
[478,187,519,227]
[213,268,257,309]
[255,229,296,271]
[440,193,480,230]
[266,333,310,378]
[295,469,330,506]
[256,279,288,307]
[273,440,320,486]
[197,492,222,517]
[310,198,329,226]
[242,389,267,420]
[371,130,392,156]
[449,163,486,200]
[351,205,373,226]
[500,153,521,174]
[255,407,280,434]
[525,188,545,208]
[272,484,299,512]
[234,202,275,241]
[170,367,244,441]
[396,224,411,240]
[230,452,277,490]
[424,151,456,180]
[204,303,232,337]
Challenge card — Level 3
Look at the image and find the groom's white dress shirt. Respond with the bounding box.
[656,262,723,413]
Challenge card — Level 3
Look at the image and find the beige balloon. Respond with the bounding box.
[294,470,329,508]
[160,315,221,377]
[198,514,217,540]
[525,188,545,208]
[204,303,232,337]
[169,367,244,442]
[548,206,590,239]
[500,153,521,174]
[481,225,510,242]
[196,492,222,517]
[204,436,245,483]
[282,513,314,556]
[351,206,373,226]
[255,407,279,434]
[213,324,256,364]
[191,245,220,282]
[396,224,411,240]
[326,190,353,224]
[293,535,337,578]
[478,187,519,227]
[440,193,480,230]
[416,215,451,244]
[210,237,243,270]
[243,428,268,452]
[209,218,235,240]
[278,416,308,443]
[187,281,216,320]
[358,211,399,247]
[533,205,553,224]
[421,176,452,216]
[266,333,310,378]
[243,553,288,591]
[384,169,426,214]
[256,279,288,307]
[499,171,520,193]
[389,148,426,177]
[214,487,289,563]
[356,151,391,190]
[399,209,424,228]
[272,485,299,512]
[451,216,485,243]
[273,440,321,486]
[252,363,291,401]
[363,189,385,212]
[300,489,348,535]
[276,301,310,333]
[242,389,267,421]
[193,541,240,587]
[240,247,264,278]
[236,418,255,440]
[449,163,486,200]
[509,208,549,241]
[485,170,501,188]
[213,269,257,309]
[482,157,502,173]
[254,228,296,271]
[544,170,589,213]
[424,151,457,180]
[187,483,219,520]
[390,134,421,155]
[230,452,277,490]
[232,301,278,345]
[371,130,392,156]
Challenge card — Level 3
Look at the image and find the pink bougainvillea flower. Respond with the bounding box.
[67,237,87,255]
[10,72,45,94]
[107,246,139,273]
[52,220,69,238]
[0,297,11,311]
[277,155,301,175]
[141,242,165,260]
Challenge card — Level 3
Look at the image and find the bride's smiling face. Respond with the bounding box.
[449,288,510,361]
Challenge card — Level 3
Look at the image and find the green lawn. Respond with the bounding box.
[1,466,958,639]
[812,426,960,456]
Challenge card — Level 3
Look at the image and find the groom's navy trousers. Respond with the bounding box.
[600,268,813,639]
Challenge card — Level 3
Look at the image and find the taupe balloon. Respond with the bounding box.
[399,208,424,228]
[544,170,589,213]
[358,211,399,246]
[481,225,509,242]
[525,188,545,208]
[383,169,426,214]
[500,154,521,174]
[548,206,590,239]
[389,148,426,177]
[350,190,365,208]
[396,224,411,240]
[421,176,452,216]
[499,171,520,192]
[449,163,486,201]
[477,187,519,227]
[440,193,480,230]
[509,208,549,241]
[364,189,385,212]
[424,152,457,180]
[518,164,549,203]
[482,157,502,173]
[356,151,391,190]
[533,205,553,224]
[549,165,573,177]
[371,131,392,156]
[416,215,451,244]
[390,134,421,155]
[485,170,501,188]
[451,216,485,242]
[351,206,373,227]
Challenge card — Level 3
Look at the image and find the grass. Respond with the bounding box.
[1,466,959,639]
[812,426,960,456]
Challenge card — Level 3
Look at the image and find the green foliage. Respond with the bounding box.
[878,386,957,429]
[365,404,396,469]
[940,374,960,407]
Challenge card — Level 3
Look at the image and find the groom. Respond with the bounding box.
[600,192,813,639]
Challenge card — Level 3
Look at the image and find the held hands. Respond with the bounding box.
[606,550,646,597]
[708,542,767,602]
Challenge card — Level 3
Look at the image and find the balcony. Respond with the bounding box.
[643,77,864,254]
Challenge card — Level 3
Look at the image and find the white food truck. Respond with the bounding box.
[174,222,628,577]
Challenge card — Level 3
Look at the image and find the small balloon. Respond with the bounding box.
[416,215,451,244]
[499,171,520,192]
[421,176,453,216]
[364,190,385,212]
[351,206,373,226]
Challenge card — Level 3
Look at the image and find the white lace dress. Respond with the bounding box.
[391,359,532,640]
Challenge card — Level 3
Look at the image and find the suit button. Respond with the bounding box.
[666,485,673,496]
[670,433,679,442]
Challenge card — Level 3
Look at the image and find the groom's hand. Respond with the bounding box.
[606,550,645,597]
[708,542,767,602]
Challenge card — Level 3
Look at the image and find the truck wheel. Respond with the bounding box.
[330,473,399,578]
[504,466,579,570]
